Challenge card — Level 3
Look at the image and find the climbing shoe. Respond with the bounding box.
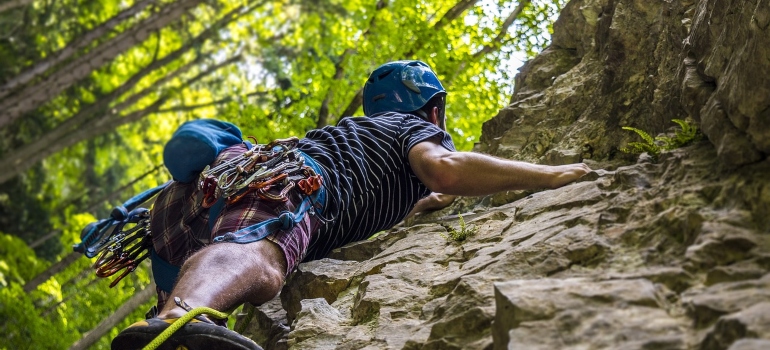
[111,317,262,350]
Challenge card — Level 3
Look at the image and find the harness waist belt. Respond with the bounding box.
[152,151,327,292]
[211,151,326,244]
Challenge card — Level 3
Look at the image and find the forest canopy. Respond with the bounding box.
[0,0,564,348]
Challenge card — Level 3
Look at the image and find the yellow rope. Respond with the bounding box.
[142,307,230,350]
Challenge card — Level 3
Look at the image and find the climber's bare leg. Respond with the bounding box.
[156,240,287,319]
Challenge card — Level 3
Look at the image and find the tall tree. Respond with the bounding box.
[0,0,568,347]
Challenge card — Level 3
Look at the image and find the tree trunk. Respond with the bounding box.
[0,0,203,129]
[0,3,261,185]
[14,56,241,169]
[68,282,156,350]
[0,0,157,100]
[340,88,364,118]
[317,98,331,128]
[28,229,62,249]
[83,164,164,213]
[316,50,351,128]
[26,164,163,249]
[0,58,198,184]
[0,0,34,14]
[315,0,383,127]
[23,252,80,292]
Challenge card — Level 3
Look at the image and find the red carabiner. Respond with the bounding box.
[201,176,219,208]
[298,175,322,195]
[108,263,137,288]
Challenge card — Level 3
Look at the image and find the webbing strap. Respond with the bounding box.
[74,182,170,258]
[207,197,226,233]
[150,248,181,293]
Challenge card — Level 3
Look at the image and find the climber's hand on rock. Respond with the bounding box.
[550,163,592,188]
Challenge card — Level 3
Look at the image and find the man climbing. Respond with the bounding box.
[110,60,591,349]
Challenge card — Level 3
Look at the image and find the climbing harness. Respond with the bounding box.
[75,137,326,289]
[196,137,326,245]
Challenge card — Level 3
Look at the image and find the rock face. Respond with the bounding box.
[236,0,770,349]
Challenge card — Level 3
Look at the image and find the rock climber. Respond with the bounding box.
[111,60,591,349]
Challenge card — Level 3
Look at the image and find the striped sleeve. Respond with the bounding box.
[399,114,456,159]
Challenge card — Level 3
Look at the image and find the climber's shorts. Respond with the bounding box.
[150,144,321,278]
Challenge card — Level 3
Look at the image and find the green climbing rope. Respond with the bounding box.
[142,306,230,350]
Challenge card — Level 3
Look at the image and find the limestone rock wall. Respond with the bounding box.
[479,0,770,168]
[235,0,770,349]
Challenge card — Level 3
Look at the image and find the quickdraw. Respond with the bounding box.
[197,137,323,207]
[88,207,153,287]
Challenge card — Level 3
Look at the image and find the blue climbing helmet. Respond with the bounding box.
[363,60,446,117]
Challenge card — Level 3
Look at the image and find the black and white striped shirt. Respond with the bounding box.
[298,112,456,261]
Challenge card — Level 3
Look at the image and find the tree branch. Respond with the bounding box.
[40,55,243,160]
[340,0,481,117]
[0,0,157,100]
[446,1,530,85]
[433,0,480,31]
[0,0,204,129]
[68,281,156,350]
[157,90,267,113]
[42,270,98,317]
[472,0,529,59]
[23,252,80,292]
[0,57,201,184]
[403,0,481,57]
[0,1,266,185]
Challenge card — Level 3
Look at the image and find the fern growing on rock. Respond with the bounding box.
[440,214,478,242]
[621,119,702,161]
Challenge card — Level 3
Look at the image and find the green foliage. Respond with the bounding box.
[620,126,661,159]
[441,214,479,242]
[1,283,69,348]
[660,118,703,150]
[620,119,703,161]
[0,219,153,349]
[0,0,567,346]
[0,233,49,287]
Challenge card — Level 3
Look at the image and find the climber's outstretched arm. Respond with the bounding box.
[408,139,591,196]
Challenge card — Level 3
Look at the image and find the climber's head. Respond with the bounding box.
[363,60,446,129]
